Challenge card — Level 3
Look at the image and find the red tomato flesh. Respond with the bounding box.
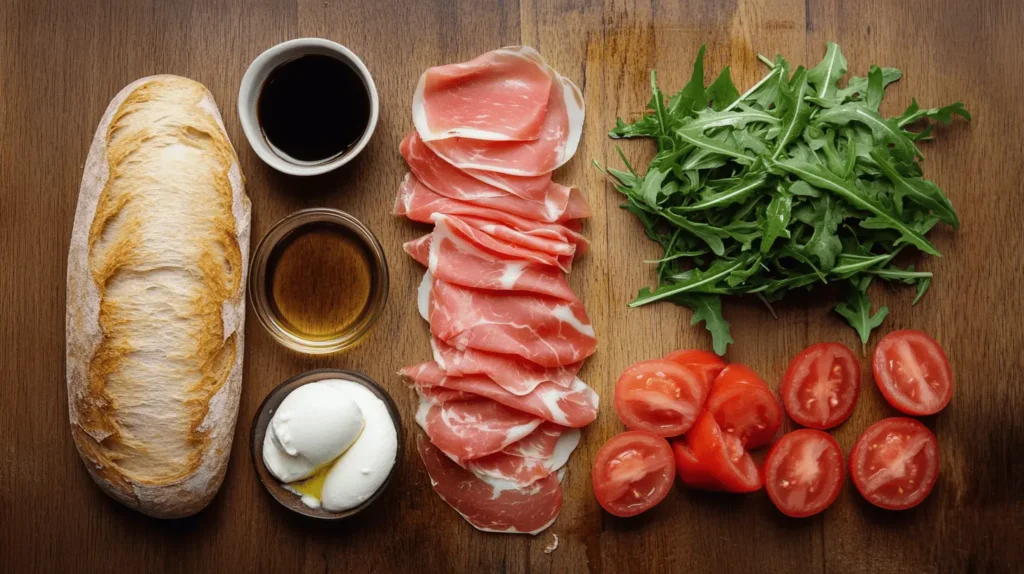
[672,438,722,490]
[764,430,844,517]
[664,349,725,396]
[615,359,707,437]
[592,431,676,517]
[781,342,861,429]
[706,364,782,449]
[850,417,939,510]
[873,330,953,416]
[682,411,762,493]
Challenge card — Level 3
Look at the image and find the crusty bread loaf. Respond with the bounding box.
[66,75,250,518]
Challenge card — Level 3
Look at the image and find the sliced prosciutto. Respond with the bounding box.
[394,173,589,244]
[402,131,592,214]
[403,47,595,537]
[467,424,580,487]
[396,170,590,224]
[401,361,599,427]
[403,132,563,204]
[412,46,552,142]
[425,70,584,176]
[432,338,582,395]
[437,212,575,272]
[505,422,575,459]
[429,276,597,368]
[403,219,578,301]
[418,437,563,535]
[414,394,542,465]
[402,133,510,200]
[417,386,476,405]
[462,168,554,200]
[453,213,585,257]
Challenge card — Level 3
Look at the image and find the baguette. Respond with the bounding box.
[66,75,250,518]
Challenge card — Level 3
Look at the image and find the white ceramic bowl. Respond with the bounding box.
[238,38,379,176]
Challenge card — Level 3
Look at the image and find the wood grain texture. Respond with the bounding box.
[1,0,1021,572]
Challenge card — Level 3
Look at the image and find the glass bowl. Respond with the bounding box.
[248,208,388,354]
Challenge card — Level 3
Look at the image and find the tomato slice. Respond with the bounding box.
[683,411,762,493]
[664,349,725,396]
[781,342,861,430]
[764,430,844,517]
[615,359,707,437]
[672,438,723,490]
[592,431,676,517]
[705,364,782,449]
[873,330,953,416]
[850,418,939,510]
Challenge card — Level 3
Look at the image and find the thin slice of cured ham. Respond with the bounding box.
[438,213,575,272]
[402,132,588,211]
[425,70,584,176]
[466,424,580,487]
[451,213,587,258]
[414,393,542,465]
[432,338,582,395]
[504,422,572,458]
[402,133,511,200]
[402,219,578,301]
[418,436,562,535]
[417,386,477,405]
[462,168,554,200]
[413,46,552,142]
[429,276,597,368]
[401,361,599,427]
[396,170,590,224]
[394,174,589,246]
[415,387,581,484]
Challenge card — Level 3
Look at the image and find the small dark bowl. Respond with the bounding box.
[250,368,404,519]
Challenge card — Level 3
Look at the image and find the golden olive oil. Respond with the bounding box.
[288,465,331,503]
[265,222,376,342]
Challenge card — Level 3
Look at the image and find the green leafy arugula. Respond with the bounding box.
[834,278,889,351]
[606,43,968,354]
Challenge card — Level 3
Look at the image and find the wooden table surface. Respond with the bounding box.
[3,0,1022,572]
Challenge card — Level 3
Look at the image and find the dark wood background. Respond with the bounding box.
[2,0,1021,572]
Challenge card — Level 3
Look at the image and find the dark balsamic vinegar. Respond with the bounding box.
[257,54,371,163]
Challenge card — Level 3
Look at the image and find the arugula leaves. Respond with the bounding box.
[807,42,848,99]
[606,43,968,354]
[835,278,889,351]
[674,294,734,355]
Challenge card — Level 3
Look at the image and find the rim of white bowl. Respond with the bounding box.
[238,38,379,176]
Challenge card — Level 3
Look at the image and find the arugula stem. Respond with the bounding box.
[867,269,933,280]
[645,250,709,264]
[723,67,779,113]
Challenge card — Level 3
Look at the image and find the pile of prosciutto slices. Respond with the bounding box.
[395,47,598,535]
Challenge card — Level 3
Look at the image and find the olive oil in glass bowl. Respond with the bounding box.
[249,209,388,354]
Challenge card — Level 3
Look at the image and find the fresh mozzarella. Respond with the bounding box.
[262,382,365,483]
[318,379,399,512]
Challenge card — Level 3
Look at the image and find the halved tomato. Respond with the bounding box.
[764,430,844,517]
[781,342,861,429]
[873,330,953,416]
[683,411,762,493]
[850,417,939,510]
[592,431,676,517]
[615,359,707,437]
[664,349,725,396]
[706,364,782,449]
[672,438,722,490]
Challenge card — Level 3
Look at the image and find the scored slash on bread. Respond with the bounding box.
[66,75,250,519]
